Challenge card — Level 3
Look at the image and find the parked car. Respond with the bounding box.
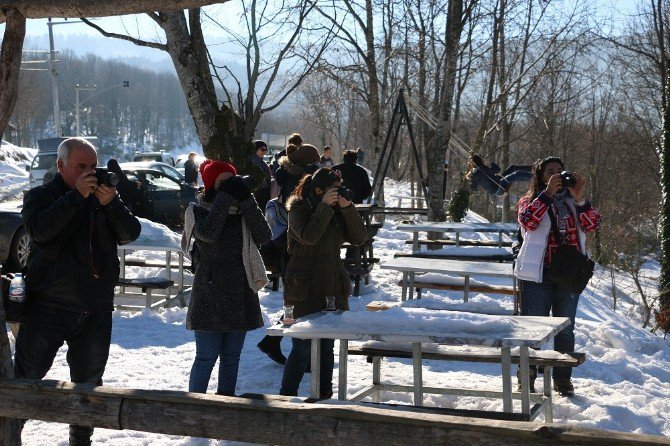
[133,151,175,166]
[121,161,185,183]
[0,201,29,271]
[120,165,198,228]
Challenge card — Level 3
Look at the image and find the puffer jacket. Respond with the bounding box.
[284,196,367,318]
[274,156,318,203]
[22,173,141,312]
[186,191,271,331]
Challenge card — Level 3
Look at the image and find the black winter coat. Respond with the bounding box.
[332,161,372,204]
[22,174,141,312]
[186,192,272,332]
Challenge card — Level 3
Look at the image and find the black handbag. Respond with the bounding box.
[544,209,594,294]
[1,273,26,324]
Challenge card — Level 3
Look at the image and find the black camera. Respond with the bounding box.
[337,186,354,201]
[560,171,577,188]
[240,175,256,190]
[94,168,119,187]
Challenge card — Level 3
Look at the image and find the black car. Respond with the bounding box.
[121,166,198,228]
[0,201,29,271]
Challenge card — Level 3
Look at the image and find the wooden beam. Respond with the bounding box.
[0,0,229,22]
[0,380,666,445]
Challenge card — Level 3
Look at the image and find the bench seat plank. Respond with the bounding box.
[348,344,585,368]
[398,280,515,295]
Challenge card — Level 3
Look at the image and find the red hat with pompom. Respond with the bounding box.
[199,159,237,191]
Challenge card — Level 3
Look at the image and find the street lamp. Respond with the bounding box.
[75,81,131,136]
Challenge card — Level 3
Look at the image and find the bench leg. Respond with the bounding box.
[544,365,553,423]
[501,347,513,413]
[146,289,152,309]
[464,275,470,302]
[372,356,381,403]
[401,272,408,301]
[412,342,423,406]
[354,276,361,296]
[408,272,416,300]
[272,276,279,291]
[310,339,321,399]
[519,346,531,415]
[338,340,348,401]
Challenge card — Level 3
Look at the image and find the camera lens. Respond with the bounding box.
[560,171,576,188]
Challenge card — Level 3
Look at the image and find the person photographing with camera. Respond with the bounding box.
[514,156,601,397]
[279,167,367,399]
[17,137,141,445]
[184,159,271,396]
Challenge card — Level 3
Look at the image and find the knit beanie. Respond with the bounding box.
[199,159,237,191]
[287,144,320,166]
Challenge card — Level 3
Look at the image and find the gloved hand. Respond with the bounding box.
[218,175,252,201]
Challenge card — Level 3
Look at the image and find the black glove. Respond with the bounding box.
[219,175,252,201]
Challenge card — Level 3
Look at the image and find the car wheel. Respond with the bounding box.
[9,226,30,270]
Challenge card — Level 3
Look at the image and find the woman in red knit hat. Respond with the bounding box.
[184,159,271,396]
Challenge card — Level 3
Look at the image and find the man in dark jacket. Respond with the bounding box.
[332,149,372,204]
[184,152,199,185]
[16,137,141,446]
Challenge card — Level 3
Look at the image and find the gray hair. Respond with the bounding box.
[57,137,97,165]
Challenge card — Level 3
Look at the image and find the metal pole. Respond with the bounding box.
[47,19,61,137]
[75,88,80,136]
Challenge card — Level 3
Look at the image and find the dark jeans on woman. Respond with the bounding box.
[280,338,334,398]
[14,303,113,446]
[189,330,247,395]
[520,277,580,380]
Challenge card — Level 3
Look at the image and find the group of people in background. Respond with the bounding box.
[183,132,372,403]
[14,133,600,446]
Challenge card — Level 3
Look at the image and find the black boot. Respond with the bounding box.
[516,367,537,393]
[69,425,93,446]
[553,379,574,397]
[257,335,286,365]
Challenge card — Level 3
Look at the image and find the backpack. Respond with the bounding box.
[265,198,289,241]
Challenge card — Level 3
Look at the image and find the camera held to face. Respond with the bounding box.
[94,168,119,187]
[560,171,577,189]
[337,186,354,202]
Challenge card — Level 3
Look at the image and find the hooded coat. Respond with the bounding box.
[284,196,367,318]
[186,191,271,331]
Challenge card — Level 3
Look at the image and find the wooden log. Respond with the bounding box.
[0,380,665,445]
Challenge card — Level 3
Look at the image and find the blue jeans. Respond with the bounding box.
[521,277,580,380]
[189,330,247,395]
[14,303,113,445]
[280,338,334,398]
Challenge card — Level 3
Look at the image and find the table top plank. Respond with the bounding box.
[395,222,518,233]
[266,308,569,348]
[380,256,513,278]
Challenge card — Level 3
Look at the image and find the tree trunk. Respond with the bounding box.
[160,11,249,166]
[0,0,224,21]
[426,0,466,223]
[660,67,670,308]
[0,8,25,143]
[0,288,21,444]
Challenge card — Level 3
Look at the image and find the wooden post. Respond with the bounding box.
[0,380,665,446]
[0,298,22,445]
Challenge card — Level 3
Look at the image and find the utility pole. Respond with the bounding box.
[47,18,82,137]
[75,81,130,136]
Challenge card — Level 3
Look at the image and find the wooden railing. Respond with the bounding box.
[0,379,666,446]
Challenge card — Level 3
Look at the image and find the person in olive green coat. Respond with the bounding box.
[279,168,367,399]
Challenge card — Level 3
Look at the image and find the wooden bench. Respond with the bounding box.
[371,207,429,216]
[398,278,515,298]
[394,252,514,263]
[265,264,281,291]
[116,277,176,310]
[405,239,514,248]
[347,343,585,422]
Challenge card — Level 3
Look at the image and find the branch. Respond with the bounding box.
[80,17,167,50]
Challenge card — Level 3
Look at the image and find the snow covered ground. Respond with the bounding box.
[1,142,669,444]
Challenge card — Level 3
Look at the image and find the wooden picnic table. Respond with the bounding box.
[396,221,518,249]
[379,256,516,303]
[266,309,570,422]
[117,244,186,310]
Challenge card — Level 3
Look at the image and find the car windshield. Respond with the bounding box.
[134,155,162,163]
[32,154,57,170]
[157,165,183,182]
